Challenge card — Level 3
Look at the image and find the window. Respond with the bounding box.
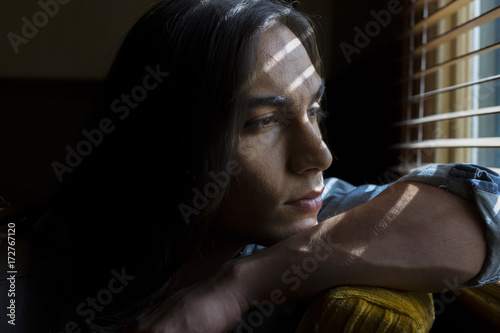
[396,0,500,173]
[397,0,500,327]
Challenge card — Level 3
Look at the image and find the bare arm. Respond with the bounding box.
[238,182,486,300]
[130,182,487,332]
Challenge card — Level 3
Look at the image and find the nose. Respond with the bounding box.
[288,117,333,175]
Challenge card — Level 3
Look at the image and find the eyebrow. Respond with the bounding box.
[247,80,325,109]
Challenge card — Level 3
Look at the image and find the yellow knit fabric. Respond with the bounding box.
[295,286,435,333]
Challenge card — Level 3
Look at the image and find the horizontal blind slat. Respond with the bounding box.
[413,0,443,6]
[394,105,500,126]
[392,137,500,149]
[412,6,500,55]
[408,73,500,101]
[411,0,473,34]
[413,40,500,79]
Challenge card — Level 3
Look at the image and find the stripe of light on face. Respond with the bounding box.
[263,37,302,73]
[286,64,316,94]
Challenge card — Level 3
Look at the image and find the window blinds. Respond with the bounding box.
[396,0,500,170]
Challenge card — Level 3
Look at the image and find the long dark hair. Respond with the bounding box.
[56,0,323,330]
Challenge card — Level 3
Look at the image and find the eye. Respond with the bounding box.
[308,108,327,121]
[244,114,280,132]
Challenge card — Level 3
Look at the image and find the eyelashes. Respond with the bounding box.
[243,108,327,133]
[308,108,327,120]
[244,114,281,131]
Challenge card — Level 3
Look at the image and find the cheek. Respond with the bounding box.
[236,133,286,195]
[226,149,284,215]
[237,131,280,162]
[214,134,318,244]
[212,139,285,239]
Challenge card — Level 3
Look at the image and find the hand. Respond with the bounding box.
[125,262,251,333]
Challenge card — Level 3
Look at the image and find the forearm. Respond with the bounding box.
[129,181,488,332]
[234,182,487,305]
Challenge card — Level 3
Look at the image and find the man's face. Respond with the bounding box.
[215,25,333,246]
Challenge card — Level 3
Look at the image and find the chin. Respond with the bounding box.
[290,216,319,233]
[261,217,318,245]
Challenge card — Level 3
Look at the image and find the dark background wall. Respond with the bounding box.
[0,1,160,215]
[308,0,404,185]
[0,0,403,214]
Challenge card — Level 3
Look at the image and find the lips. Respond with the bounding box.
[285,188,324,212]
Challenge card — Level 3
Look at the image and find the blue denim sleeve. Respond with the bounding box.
[319,163,500,288]
[318,178,390,220]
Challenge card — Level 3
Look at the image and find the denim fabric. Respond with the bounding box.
[319,163,500,288]
[318,178,390,220]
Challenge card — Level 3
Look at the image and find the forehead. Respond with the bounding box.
[249,25,321,97]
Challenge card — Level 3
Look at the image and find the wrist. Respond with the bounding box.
[228,222,357,305]
[218,257,257,313]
